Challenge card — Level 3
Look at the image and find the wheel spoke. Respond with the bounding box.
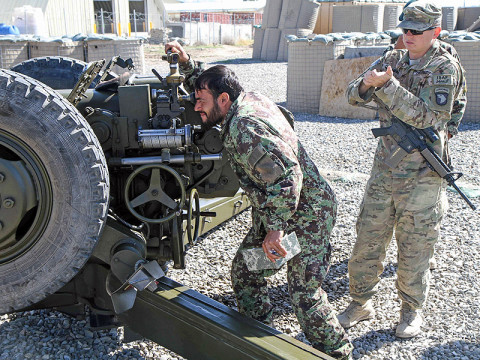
[130,191,152,208]
[146,169,177,209]
[156,189,177,209]
[149,169,161,188]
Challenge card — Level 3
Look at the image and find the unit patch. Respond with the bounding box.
[433,74,453,85]
[434,87,449,106]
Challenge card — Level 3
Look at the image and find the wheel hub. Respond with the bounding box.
[0,159,36,247]
[0,132,51,263]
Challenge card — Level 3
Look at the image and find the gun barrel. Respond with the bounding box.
[449,182,477,210]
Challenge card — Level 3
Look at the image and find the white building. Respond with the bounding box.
[0,0,168,37]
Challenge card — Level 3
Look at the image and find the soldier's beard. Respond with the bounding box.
[202,100,224,131]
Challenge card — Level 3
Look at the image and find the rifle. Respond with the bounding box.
[372,117,476,210]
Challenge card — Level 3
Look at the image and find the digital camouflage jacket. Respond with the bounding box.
[179,59,333,232]
[220,91,332,231]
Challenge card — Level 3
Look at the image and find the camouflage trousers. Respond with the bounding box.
[349,170,447,309]
[231,185,353,358]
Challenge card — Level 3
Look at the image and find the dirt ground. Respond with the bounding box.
[144,43,253,67]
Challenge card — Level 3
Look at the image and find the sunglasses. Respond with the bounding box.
[402,27,436,35]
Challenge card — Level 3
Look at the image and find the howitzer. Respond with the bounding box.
[372,117,476,210]
[0,53,333,359]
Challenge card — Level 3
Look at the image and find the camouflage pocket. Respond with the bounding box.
[403,175,444,212]
[412,196,446,232]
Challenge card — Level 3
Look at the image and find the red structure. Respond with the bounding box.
[180,12,262,25]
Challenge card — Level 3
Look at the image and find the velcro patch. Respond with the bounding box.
[433,74,453,86]
[247,144,285,184]
[248,144,266,168]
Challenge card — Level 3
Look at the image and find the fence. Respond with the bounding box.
[1,37,145,75]
[168,21,255,45]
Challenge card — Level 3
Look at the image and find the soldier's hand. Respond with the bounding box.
[262,230,288,262]
[363,66,393,89]
[165,41,189,63]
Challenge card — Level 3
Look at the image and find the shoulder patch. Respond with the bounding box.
[434,87,449,106]
[433,74,453,86]
[247,144,285,184]
[248,143,266,168]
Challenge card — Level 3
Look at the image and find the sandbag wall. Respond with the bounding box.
[0,36,145,75]
[287,37,352,113]
[287,30,480,123]
[87,39,145,75]
[457,7,480,31]
[313,4,472,35]
[0,39,29,68]
[332,4,385,33]
[29,40,84,60]
[253,0,320,61]
[447,38,480,123]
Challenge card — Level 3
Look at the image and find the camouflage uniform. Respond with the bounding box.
[346,35,466,310]
[395,0,466,135]
[180,60,353,358]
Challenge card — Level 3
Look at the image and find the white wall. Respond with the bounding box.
[45,0,95,36]
[0,0,135,37]
[170,21,253,45]
[147,0,167,29]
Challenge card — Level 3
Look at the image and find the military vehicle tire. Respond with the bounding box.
[11,56,116,89]
[0,70,110,313]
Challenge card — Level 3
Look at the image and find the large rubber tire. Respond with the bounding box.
[10,56,115,89]
[0,70,109,313]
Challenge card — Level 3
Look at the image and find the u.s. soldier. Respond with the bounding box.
[165,41,353,359]
[337,1,467,338]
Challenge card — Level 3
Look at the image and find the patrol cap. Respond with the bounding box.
[398,1,442,31]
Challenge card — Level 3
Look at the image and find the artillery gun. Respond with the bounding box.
[0,53,332,359]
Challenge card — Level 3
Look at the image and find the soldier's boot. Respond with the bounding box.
[254,308,274,328]
[333,353,353,360]
[429,256,437,270]
[338,352,353,360]
[395,306,423,338]
[337,300,375,328]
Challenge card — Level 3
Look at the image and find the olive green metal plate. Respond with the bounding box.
[118,277,334,360]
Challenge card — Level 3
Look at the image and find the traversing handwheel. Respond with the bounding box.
[124,164,186,224]
[185,188,200,245]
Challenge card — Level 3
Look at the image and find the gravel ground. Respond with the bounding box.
[1,45,479,360]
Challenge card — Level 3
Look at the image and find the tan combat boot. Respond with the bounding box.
[429,256,437,270]
[396,306,423,338]
[337,300,375,328]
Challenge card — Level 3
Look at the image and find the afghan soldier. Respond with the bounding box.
[165,41,353,359]
[337,1,467,338]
